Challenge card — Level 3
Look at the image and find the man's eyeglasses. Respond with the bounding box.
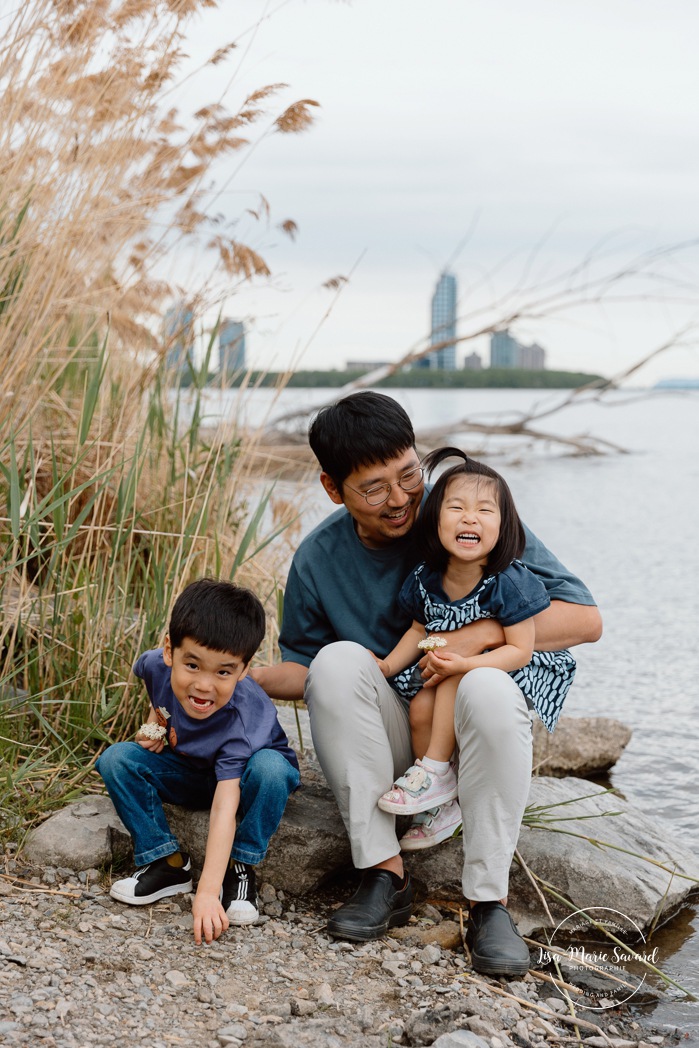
[344,465,424,507]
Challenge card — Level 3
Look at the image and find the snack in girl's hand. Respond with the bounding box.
[417,634,447,652]
[137,722,167,742]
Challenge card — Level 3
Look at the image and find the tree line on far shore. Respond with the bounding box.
[195,367,604,390]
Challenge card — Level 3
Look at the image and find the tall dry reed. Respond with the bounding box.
[0,0,316,839]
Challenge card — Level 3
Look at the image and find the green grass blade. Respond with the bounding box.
[229,486,275,577]
[79,324,109,445]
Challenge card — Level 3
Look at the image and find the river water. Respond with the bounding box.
[191,384,699,1030]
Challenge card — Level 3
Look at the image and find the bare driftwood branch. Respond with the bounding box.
[261,236,699,457]
[415,326,698,456]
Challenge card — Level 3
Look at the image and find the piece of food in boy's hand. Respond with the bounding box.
[137,722,167,741]
[417,634,447,652]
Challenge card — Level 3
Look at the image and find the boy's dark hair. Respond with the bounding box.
[308,391,416,488]
[168,578,265,664]
[419,447,525,576]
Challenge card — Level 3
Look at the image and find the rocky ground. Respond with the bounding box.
[0,850,683,1048]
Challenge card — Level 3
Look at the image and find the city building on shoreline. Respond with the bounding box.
[163,301,195,372]
[345,359,392,372]
[415,271,458,371]
[490,329,546,370]
[219,318,246,378]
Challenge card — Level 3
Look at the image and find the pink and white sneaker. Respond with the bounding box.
[378,758,458,815]
[399,801,463,851]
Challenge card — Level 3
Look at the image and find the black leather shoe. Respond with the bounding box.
[327,870,414,942]
[466,901,530,976]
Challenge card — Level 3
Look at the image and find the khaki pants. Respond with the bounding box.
[305,641,532,901]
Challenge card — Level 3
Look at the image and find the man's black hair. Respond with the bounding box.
[308,391,416,488]
[418,447,525,576]
[168,578,265,664]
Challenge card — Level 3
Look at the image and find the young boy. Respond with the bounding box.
[97,578,300,946]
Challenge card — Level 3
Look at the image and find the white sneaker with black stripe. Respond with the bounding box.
[110,853,193,905]
[220,860,258,925]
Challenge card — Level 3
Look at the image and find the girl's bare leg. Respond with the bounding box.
[424,675,461,763]
[409,688,435,759]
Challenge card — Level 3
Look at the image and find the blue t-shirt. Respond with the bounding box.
[133,649,299,782]
[279,503,596,666]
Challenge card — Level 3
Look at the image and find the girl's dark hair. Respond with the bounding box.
[419,447,525,576]
[308,391,416,488]
[169,578,265,664]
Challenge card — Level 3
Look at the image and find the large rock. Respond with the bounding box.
[23,753,350,896]
[165,776,352,895]
[532,716,632,777]
[23,706,698,937]
[23,795,133,870]
[509,776,699,936]
[409,776,699,935]
[24,773,698,937]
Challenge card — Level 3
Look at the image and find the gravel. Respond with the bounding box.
[0,852,682,1048]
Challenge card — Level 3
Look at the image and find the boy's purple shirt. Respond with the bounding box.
[133,648,299,782]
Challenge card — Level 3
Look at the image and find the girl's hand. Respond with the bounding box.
[419,651,445,687]
[368,651,391,677]
[427,650,471,677]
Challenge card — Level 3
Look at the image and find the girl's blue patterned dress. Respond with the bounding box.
[390,561,576,732]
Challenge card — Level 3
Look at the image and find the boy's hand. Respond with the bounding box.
[135,719,167,752]
[134,732,166,754]
[193,891,230,945]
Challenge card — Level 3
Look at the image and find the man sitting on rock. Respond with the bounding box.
[253,391,601,977]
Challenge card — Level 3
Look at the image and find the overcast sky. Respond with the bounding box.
[174,0,699,383]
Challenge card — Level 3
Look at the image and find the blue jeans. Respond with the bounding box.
[96,742,300,867]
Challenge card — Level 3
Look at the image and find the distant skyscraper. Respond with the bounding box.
[219,319,246,377]
[490,329,520,369]
[490,329,546,371]
[163,302,195,371]
[520,341,546,370]
[429,271,458,370]
[414,271,458,370]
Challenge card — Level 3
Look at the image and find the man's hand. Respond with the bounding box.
[249,662,308,702]
[418,601,602,687]
[193,891,230,945]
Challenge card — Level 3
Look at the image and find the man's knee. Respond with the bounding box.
[306,641,374,709]
[455,668,529,740]
[308,641,370,677]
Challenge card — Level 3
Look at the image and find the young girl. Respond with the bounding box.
[374,447,576,850]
